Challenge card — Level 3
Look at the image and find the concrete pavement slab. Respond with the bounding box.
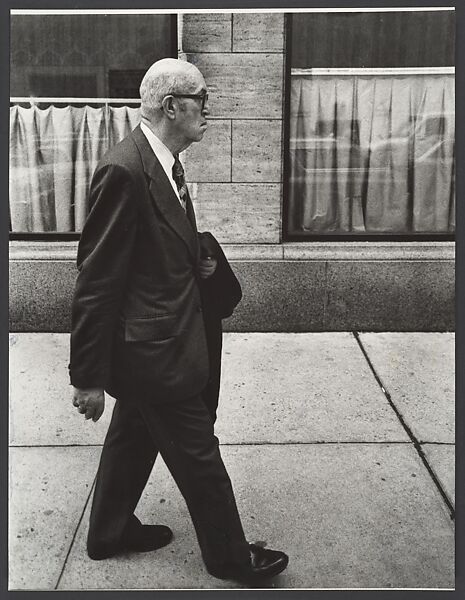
[421,444,455,507]
[10,332,408,445]
[215,333,409,443]
[9,446,100,590]
[59,444,453,589]
[9,333,115,446]
[358,333,454,443]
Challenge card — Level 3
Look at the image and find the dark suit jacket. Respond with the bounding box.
[70,125,211,403]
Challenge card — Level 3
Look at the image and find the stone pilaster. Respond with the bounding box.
[179,12,285,243]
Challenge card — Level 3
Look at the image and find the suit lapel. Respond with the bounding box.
[131,125,198,262]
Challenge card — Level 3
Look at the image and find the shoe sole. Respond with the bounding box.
[208,555,289,581]
[88,532,173,560]
[249,555,289,579]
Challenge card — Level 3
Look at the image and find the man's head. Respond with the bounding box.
[140,58,209,153]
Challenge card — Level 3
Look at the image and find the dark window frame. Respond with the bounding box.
[9,12,178,242]
[282,12,455,243]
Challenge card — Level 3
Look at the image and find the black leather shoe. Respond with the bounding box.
[88,517,173,560]
[248,543,289,578]
[121,523,173,553]
[208,543,289,580]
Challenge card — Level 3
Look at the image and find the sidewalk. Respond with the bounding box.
[8,332,455,590]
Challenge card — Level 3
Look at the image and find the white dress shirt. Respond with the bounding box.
[140,121,182,204]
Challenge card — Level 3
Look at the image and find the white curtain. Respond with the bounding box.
[288,74,455,234]
[9,104,141,232]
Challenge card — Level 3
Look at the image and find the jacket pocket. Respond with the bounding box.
[124,315,177,342]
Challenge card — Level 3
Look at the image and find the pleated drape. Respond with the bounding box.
[288,74,455,234]
[9,104,140,232]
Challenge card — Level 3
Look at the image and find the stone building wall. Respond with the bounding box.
[180,13,285,244]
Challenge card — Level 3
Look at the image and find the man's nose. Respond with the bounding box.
[202,101,210,116]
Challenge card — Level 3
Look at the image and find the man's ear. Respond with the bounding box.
[161,95,176,120]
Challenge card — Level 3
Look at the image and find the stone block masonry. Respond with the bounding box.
[180,13,286,245]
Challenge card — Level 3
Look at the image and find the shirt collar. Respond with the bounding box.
[140,121,175,176]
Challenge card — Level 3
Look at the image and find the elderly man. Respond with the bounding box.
[69,58,288,581]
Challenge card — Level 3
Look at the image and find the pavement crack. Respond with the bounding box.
[353,331,455,520]
[54,475,97,589]
[9,443,104,448]
[219,441,411,446]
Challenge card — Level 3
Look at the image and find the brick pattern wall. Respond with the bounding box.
[179,13,285,243]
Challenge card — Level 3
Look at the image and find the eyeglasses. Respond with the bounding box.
[171,92,209,110]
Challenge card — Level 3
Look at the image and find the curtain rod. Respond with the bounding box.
[10,97,142,104]
[292,67,455,76]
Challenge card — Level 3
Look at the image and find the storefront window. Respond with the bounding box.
[9,13,174,234]
[286,10,455,238]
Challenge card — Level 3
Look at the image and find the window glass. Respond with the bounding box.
[287,11,455,237]
[291,11,454,69]
[11,14,173,98]
[10,13,173,234]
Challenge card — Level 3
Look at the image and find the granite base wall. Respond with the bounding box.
[9,257,455,332]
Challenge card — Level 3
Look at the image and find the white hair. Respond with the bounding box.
[139,58,201,119]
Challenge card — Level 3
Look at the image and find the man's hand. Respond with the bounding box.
[199,256,217,279]
[72,387,105,422]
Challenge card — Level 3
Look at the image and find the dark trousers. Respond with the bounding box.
[87,393,250,572]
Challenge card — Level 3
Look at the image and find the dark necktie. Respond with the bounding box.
[172,155,188,212]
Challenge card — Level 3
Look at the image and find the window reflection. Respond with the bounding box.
[287,11,455,237]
